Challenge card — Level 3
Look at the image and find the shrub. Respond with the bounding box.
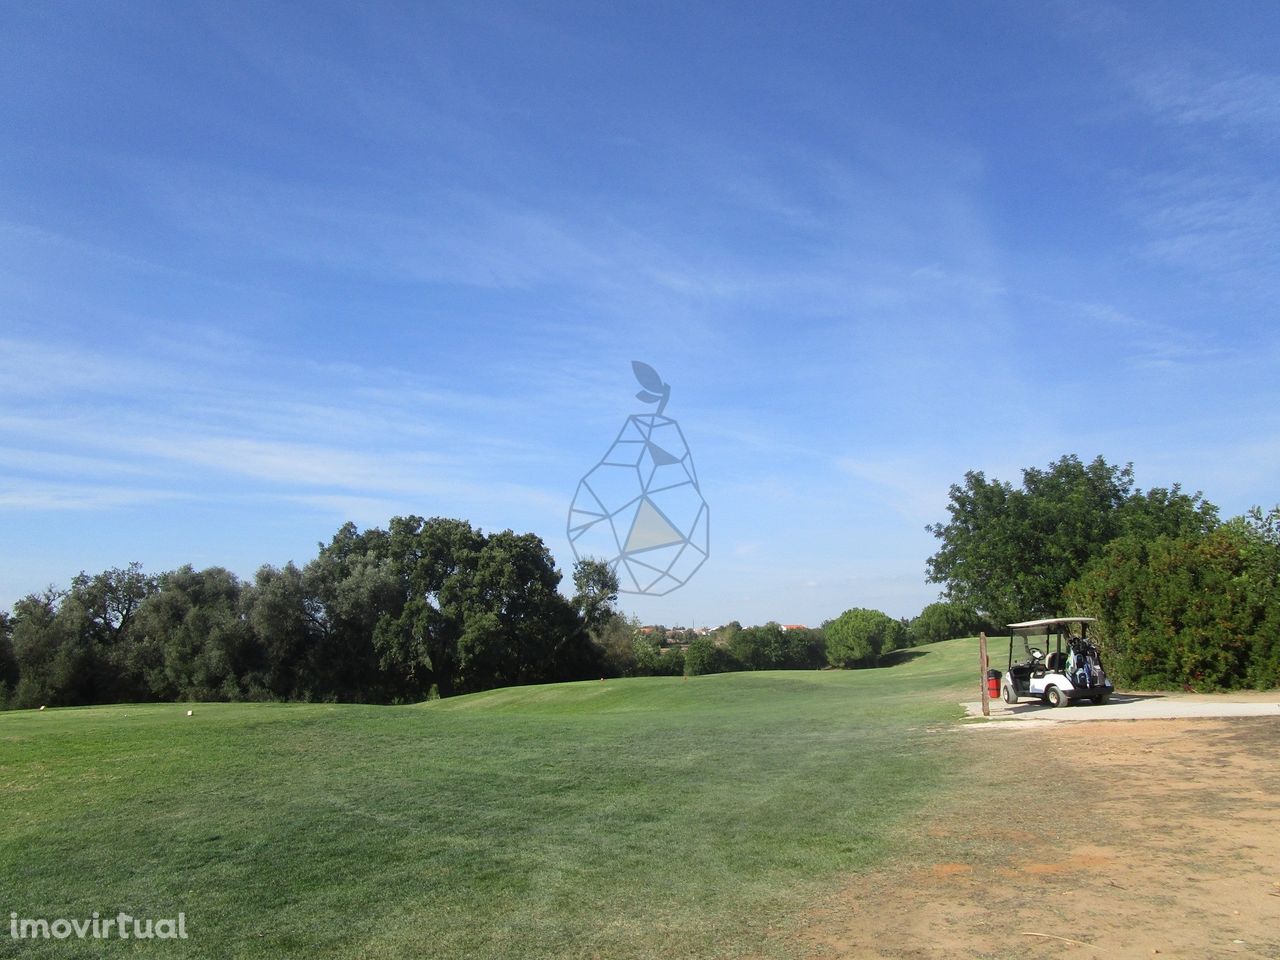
[823,608,903,668]
[684,636,731,676]
[1065,518,1280,690]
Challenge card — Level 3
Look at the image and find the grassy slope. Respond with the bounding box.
[0,639,982,959]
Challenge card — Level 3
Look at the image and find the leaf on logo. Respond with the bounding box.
[631,360,665,393]
[635,390,663,404]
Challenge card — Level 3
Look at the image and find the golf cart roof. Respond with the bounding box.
[1007,617,1096,631]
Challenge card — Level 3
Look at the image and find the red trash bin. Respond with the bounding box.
[986,669,1001,700]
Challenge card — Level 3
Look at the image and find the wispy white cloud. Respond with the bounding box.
[1129,67,1280,135]
[835,456,953,527]
[1057,7,1279,296]
[1039,295,1240,371]
[0,334,568,521]
[1129,171,1278,288]
[0,446,152,480]
[0,480,190,511]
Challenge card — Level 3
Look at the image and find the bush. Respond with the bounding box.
[823,608,903,668]
[589,614,640,677]
[1065,516,1280,690]
[908,601,993,645]
[631,636,684,676]
[684,636,731,676]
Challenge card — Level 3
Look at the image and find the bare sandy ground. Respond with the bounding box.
[790,717,1280,960]
[963,691,1280,724]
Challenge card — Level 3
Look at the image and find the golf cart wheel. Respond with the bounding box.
[1002,684,1018,704]
[1046,686,1067,708]
[1092,692,1110,705]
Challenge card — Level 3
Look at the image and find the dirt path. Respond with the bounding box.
[792,718,1280,960]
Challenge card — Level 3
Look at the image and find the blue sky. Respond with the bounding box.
[2,1,1277,627]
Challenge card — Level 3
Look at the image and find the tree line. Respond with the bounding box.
[926,454,1280,690]
[0,509,985,709]
[594,605,991,680]
[11,452,1256,708]
[0,517,620,710]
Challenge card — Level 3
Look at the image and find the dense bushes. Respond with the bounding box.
[926,455,1218,626]
[1065,510,1280,690]
[678,623,827,676]
[683,635,733,676]
[927,453,1279,691]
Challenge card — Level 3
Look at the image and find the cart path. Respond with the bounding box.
[962,690,1280,724]
[789,717,1280,960]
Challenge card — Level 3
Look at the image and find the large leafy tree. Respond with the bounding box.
[243,562,320,699]
[133,566,257,701]
[5,566,161,707]
[926,455,1217,626]
[8,591,81,707]
[455,529,591,693]
[65,563,160,702]
[373,517,596,697]
[373,516,486,698]
[727,622,826,670]
[302,521,404,702]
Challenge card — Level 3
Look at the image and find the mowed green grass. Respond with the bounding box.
[0,639,986,959]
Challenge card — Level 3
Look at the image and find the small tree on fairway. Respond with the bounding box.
[909,601,992,645]
[824,608,901,668]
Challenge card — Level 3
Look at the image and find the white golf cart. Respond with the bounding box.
[999,617,1113,708]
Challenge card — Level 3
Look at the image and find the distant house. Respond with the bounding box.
[780,624,808,631]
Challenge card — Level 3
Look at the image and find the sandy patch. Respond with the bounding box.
[790,717,1280,960]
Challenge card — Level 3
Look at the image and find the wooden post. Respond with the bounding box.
[979,631,990,717]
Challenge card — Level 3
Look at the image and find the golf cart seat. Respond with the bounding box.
[1045,651,1065,671]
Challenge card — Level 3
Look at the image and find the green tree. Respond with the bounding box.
[659,644,685,677]
[133,566,257,701]
[244,562,320,699]
[782,626,827,668]
[0,611,14,707]
[824,608,901,668]
[728,622,787,670]
[632,636,664,675]
[909,601,992,646]
[926,455,1217,625]
[455,529,593,693]
[373,516,485,698]
[303,521,404,702]
[684,636,730,676]
[571,558,619,632]
[590,614,640,677]
[8,591,80,707]
[1065,516,1280,690]
[372,517,597,697]
[66,564,160,702]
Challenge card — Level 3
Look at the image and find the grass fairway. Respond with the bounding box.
[1,640,981,959]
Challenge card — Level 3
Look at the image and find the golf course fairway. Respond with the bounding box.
[1,639,982,959]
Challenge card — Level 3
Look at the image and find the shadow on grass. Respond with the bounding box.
[879,649,930,667]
